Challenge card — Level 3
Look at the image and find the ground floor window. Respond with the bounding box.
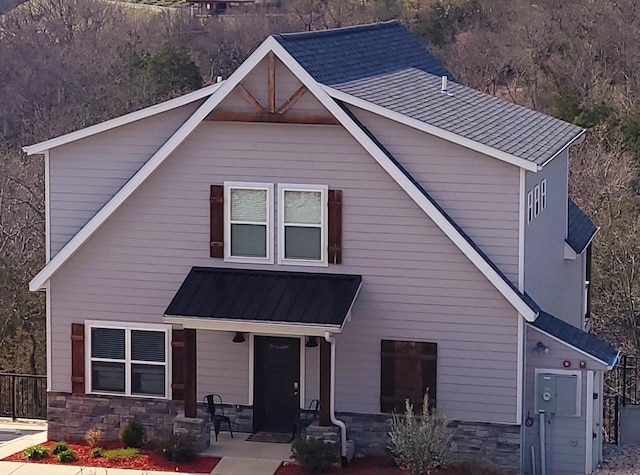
[87,321,170,398]
[380,339,437,413]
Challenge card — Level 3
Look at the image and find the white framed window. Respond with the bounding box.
[534,184,541,218]
[541,179,547,210]
[527,191,534,224]
[86,321,170,399]
[224,182,274,263]
[278,184,328,266]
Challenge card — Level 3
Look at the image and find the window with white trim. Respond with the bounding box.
[534,184,541,218]
[527,191,534,224]
[225,182,273,263]
[278,184,328,265]
[541,179,547,210]
[87,322,170,398]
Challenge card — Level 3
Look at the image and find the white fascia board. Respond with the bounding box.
[163,316,341,337]
[22,83,223,155]
[529,324,618,370]
[323,85,539,173]
[29,40,277,291]
[536,129,587,170]
[267,39,537,321]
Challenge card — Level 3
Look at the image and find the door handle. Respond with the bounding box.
[293,382,299,396]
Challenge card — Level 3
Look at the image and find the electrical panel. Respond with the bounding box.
[535,373,579,416]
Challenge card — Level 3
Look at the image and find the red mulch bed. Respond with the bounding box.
[2,440,220,473]
[275,456,464,474]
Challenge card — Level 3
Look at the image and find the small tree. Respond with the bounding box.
[388,393,454,475]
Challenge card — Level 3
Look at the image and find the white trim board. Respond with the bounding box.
[23,83,222,156]
[585,370,594,474]
[29,35,537,322]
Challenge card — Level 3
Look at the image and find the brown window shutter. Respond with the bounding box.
[380,340,437,413]
[171,329,185,401]
[328,189,342,264]
[210,185,224,258]
[71,323,85,394]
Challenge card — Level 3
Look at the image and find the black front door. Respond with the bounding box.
[253,336,300,433]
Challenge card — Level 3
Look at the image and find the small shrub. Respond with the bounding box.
[103,447,139,459]
[22,445,49,460]
[388,393,454,475]
[51,441,69,455]
[153,433,196,463]
[119,417,146,448]
[91,447,103,458]
[290,437,339,474]
[85,427,103,448]
[56,449,77,463]
[452,459,504,475]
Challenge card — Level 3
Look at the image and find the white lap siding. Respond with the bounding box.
[49,120,520,424]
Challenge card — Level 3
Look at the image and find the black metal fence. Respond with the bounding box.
[0,373,46,420]
[603,394,619,444]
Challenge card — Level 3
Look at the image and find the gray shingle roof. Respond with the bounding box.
[531,312,619,367]
[276,21,584,165]
[567,199,597,254]
[331,68,584,165]
[274,20,454,86]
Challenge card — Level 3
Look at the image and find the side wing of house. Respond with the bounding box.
[46,53,523,430]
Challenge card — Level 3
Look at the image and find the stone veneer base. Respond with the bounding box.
[338,412,520,474]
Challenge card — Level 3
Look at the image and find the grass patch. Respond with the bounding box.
[102,447,140,459]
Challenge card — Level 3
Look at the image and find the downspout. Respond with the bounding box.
[324,331,347,459]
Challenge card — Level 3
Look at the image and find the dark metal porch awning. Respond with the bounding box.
[163,267,362,336]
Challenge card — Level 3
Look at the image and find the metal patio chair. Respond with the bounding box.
[292,398,319,439]
[203,393,234,441]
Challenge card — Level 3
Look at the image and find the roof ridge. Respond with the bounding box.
[275,20,399,41]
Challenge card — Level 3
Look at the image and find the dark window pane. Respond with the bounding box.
[231,224,266,257]
[92,361,125,393]
[92,328,125,359]
[285,227,321,260]
[132,364,165,396]
[131,330,165,362]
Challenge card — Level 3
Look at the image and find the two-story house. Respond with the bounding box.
[25,21,618,474]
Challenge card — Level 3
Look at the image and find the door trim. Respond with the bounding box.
[248,333,306,409]
[586,370,594,474]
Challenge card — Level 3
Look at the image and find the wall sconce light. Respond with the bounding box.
[232,332,246,343]
[305,336,319,348]
[535,341,550,354]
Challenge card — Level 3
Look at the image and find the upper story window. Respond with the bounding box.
[278,185,328,266]
[541,179,547,210]
[87,321,170,399]
[527,178,547,225]
[224,182,274,263]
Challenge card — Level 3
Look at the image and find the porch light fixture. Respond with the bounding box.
[535,341,549,354]
[232,332,246,343]
[305,336,319,348]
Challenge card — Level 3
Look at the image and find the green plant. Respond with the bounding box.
[103,447,139,459]
[119,417,146,448]
[91,447,103,458]
[451,459,504,475]
[290,437,339,474]
[56,449,76,463]
[152,433,196,463]
[388,394,454,475]
[51,441,69,455]
[85,427,103,448]
[22,445,49,460]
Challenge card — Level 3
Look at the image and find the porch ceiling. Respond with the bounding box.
[163,267,362,335]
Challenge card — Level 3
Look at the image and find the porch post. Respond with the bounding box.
[184,328,197,418]
[319,338,331,426]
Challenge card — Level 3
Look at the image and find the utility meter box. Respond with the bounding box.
[535,372,579,416]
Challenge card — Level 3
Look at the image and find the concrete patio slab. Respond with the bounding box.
[0,462,26,475]
[212,456,281,475]
[201,432,291,462]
